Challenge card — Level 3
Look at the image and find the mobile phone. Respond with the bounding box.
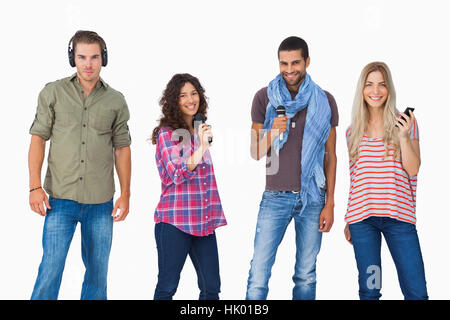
[395,107,415,127]
[400,107,415,121]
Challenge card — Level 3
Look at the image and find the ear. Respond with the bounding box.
[305,56,311,68]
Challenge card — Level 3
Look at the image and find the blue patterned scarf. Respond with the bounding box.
[262,73,331,210]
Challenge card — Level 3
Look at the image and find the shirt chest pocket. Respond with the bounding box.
[90,109,116,133]
[54,111,75,127]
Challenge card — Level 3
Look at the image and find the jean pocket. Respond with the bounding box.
[259,190,288,211]
[262,190,281,198]
[48,196,59,204]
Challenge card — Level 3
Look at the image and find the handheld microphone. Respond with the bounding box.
[193,113,212,144]
[276,105,286,140]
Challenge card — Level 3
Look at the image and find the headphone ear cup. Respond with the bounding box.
[68,47,75,67]
[102,48,108,67]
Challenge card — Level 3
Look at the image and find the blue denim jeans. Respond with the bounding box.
[31,197,113,300]
[348,217,428,300]
[154,222,221,300]
[246,190,325,300]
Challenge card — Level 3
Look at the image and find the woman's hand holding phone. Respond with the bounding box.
[396,107,415,140]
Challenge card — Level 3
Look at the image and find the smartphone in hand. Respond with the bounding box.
[396,107,415,127]
[400,107,415,121]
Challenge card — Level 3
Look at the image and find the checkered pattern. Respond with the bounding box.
[154,127,227,236]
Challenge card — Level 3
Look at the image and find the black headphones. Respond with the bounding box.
[68,36,108,67]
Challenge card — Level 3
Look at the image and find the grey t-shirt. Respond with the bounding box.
[251,87,339,192]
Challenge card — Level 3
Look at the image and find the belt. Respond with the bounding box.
[280,190,300,194]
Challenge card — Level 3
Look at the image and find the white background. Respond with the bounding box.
[0,0,449,300]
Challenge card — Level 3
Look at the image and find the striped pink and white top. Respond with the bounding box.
[345,119,419,225]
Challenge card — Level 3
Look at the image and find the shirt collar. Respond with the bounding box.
[69,73,108,89]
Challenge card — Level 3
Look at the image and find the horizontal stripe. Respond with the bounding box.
[348,196,415,211]
[349,191,413,203]
[358,147,396,153]
[351,180,415,194]
[346,206,416,221]
[349,186,415,199]
[353,159,403,166]
[347,202,415,217]
[345,119,419,225]
[352,178,413,191]
[353,170,410,180]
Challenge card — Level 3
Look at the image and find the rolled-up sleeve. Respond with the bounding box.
[112,98,132,148]
[157,129,196,185]
[29,87,54,140]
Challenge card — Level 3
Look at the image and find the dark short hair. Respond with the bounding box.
[70,30,106,53]
[278,36,309,60]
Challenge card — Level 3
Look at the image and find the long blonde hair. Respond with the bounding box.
[348,62,400,162]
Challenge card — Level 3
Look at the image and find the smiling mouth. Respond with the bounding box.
[184,105,196,110]
[284,73,298,79]
[369,96,383,101]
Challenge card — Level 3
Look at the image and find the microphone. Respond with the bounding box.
[193,113,213,144]
[276,105,286,140]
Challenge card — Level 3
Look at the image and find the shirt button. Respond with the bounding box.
[204,182,206,185]
[79,177,83,180]
[81,160,84,163]
[205,199,208,202]
[84,107,87,110]
[82,141,85,144]
[205,216,209,219]
[83,124,86,127]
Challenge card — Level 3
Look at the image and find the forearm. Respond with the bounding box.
[28,135,46,188]
[324,151,337,208]
[114,146,131,196]
[187,146,207,171]
[322,127,337,207]
[399,137,420,176]
[251,128,277,160]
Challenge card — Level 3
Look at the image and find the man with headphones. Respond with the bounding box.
[28,30,131,300]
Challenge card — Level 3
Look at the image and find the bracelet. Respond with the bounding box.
[30,186,42,192]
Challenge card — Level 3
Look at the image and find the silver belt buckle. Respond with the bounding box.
[292,190,300,194]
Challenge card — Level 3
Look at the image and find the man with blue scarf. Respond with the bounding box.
[246,36,338,300]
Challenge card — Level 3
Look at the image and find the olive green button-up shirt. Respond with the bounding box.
[30,74,131,204]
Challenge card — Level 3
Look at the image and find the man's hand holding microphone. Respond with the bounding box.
[271,106,289,139]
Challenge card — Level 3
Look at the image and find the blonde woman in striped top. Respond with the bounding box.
[343,62,428,300]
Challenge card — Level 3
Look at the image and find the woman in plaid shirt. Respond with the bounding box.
[151,73,227,300]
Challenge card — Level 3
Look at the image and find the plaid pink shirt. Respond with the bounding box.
[154,127,227,236]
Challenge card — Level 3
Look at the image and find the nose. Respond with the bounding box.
[372,84,380,94]
[286,63,293,73]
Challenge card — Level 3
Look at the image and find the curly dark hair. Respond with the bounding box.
[151,73,208,144]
